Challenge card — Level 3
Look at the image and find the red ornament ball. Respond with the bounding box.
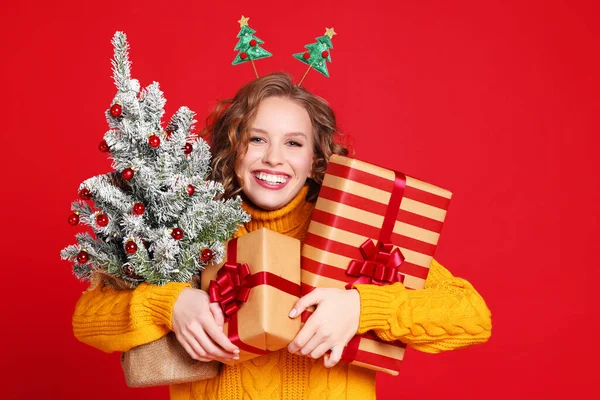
[122,168,134,181]
[250,39,257,47]
[110,103,122,117]
[241,52,248,60]
[303,52,310,59]
[99,140,109,152]
[77,251,89,264]
[171,227,184,240]
[184,143,193,154]
[68,213,80,226]
[125,240,138,254]
[149,135,161,148]
[96,213,109,227]
[79,188,92,200]
[187,184,195,196]
[133,202,145,215]
[321,51,329,58]
[200,248,214,263]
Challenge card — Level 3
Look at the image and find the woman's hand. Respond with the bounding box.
[172,287,240,362]
[287,288,361,368]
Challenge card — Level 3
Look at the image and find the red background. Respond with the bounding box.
[1,0,598,398]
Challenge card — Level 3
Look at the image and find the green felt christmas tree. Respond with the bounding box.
[232,16,272,77]
[294,28,337,84]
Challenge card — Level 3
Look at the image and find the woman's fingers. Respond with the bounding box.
[185,329,213,359]
[287,288,360,366]
[202,317,239,355]
[288,319,318,354]
[309,342,332,360]
[289,289,325,319]
[209,302,225,329]
[175,331,207,361]
[324,345,344,368]
[191,325,235,360]
[299,327,328,357]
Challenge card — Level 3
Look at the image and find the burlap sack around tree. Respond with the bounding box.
[90,272,220,387]
[120,331,220,387]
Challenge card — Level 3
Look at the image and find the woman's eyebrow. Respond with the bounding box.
[249,127,268,133]
[284,132,308,139]
[250,128,307,139]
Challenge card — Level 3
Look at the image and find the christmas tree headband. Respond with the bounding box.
[232,15,337,86]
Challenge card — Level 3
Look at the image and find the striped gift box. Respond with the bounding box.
[300,154,452,375]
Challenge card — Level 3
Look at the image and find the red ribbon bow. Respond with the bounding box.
[345,239,405,289]
[208,262,252,317]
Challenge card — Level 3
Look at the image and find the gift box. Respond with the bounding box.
[201,227,302,364]
[301,154,452,375]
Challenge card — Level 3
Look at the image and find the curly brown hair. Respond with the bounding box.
[201,72,350,203]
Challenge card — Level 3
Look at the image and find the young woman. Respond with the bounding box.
[73,72,492,400]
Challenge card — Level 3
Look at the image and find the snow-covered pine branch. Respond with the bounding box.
[141,82,166,130]
[111,32,132,92]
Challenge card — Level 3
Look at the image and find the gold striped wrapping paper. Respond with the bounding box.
[301,155,452,375]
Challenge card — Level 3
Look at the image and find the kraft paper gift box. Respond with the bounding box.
[301,154,452,375]
[201,227,302,364]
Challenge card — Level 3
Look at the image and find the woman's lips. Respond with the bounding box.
[252,171,290,190]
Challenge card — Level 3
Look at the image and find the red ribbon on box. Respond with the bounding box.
[345,239,405,289]
[345,169,407,289]
[340,170,407,367]
[208,261,252,317]
[208,238,301,356]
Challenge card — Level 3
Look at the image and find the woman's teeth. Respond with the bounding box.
[254,172,288,184]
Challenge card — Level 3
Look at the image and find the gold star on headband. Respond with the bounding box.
[238,15,249,27]
[325,27,337,39]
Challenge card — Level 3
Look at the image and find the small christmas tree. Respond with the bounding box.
[293,28,337,85]
[61,32,250,287]
[232,15,272,77]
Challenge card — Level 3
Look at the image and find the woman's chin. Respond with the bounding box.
[245,188,293,211]
[251,196,287,211]
[243,179,307,211]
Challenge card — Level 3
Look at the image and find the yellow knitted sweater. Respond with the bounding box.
[72,186,492,400]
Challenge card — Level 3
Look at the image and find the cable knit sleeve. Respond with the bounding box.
[353,259,492,354]
[72,280,190,353]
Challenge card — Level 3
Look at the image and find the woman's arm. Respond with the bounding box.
[354,259,492,353]
[72,279,190,353]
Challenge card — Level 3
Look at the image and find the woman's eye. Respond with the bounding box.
[287,141,303,147]
[249,136,265,143]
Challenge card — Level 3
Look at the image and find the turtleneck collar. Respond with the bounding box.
[239,185,315,242]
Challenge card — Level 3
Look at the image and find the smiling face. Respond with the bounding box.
[234,96,315,211]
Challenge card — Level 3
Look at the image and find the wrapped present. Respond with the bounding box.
[201,228,302,364]
[301,154,452,375]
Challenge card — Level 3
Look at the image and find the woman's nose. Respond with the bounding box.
[262,144,283,166]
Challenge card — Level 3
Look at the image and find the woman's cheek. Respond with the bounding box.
[244,146,264,165]
[241,149,262,169]
[294,151,314,175]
